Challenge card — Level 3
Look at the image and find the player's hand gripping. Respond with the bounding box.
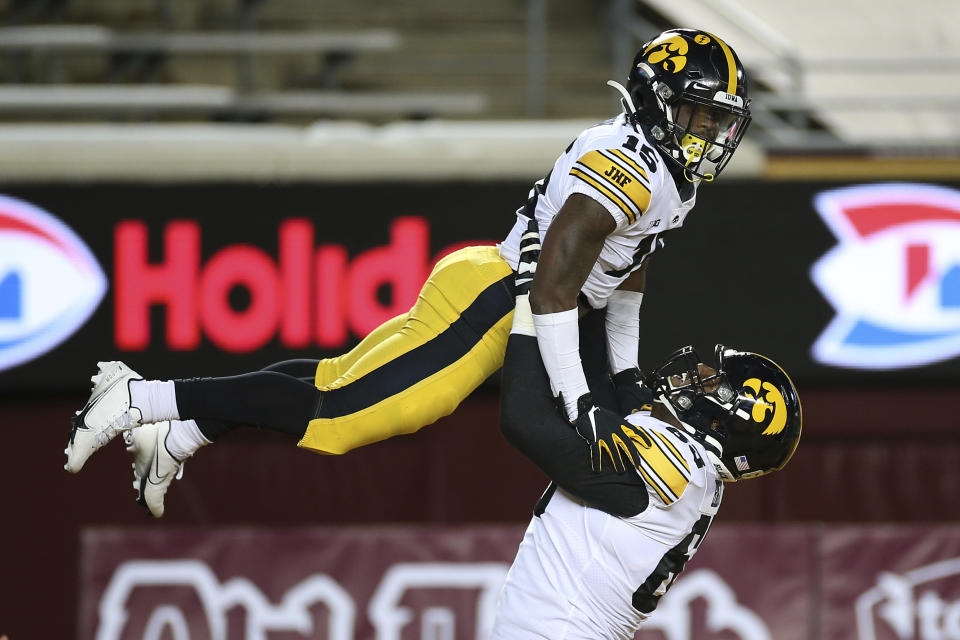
[573,394,650,474]
[612,367,654,416]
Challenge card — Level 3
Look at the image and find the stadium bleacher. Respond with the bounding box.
[3,0,958,151]
[0,0,618,122]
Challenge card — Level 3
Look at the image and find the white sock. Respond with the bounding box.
[511,294,536,336]
[163,419,210,461]
[129,380,180,424]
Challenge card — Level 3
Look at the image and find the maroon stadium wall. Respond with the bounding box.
[77,524,960,640]
[2,178,959,638]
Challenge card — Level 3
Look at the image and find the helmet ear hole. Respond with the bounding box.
[715,382,735,403]
[675,393,695,410]
[655,84,674,101]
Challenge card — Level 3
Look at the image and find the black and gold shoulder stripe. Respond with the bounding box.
[604,149,650,185]
[626,424,691,505]
[569,149,652,224]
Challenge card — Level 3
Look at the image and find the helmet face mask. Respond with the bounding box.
[668,95,750,178]
[648,344,802,482]
[653,346,733,419]
[626,29,752,182]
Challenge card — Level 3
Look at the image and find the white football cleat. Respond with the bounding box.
[65,361,143,474]
[127,421,183,518]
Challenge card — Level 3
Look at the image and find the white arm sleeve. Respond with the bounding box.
[605,290,643,374]
[533,308,590,421]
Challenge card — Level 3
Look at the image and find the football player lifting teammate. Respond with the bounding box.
[491,280,801,638]
[64,29,756,518]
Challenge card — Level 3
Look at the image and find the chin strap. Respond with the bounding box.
[683,169,715,184]
[606,80,639,130]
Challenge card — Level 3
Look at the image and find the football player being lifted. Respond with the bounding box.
[63,29,755,518]
[492,284,801,639]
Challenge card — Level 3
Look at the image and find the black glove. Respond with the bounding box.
[573,394,651,474]
[612,367,654,416]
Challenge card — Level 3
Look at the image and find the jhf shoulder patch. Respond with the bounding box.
[570,149,652,224]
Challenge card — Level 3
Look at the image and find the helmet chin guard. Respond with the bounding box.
[705,449,737,482]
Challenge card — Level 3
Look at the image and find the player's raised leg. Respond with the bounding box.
[314,313,409,388]
[300,246,515,455]
[119,364,318,517]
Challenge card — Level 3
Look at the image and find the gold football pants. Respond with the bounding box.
[299,245,515,454]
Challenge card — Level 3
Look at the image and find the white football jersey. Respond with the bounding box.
[498,114,697,309]
[490,413,723,640]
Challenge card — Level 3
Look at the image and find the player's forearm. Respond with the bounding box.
[532,309,590,420]
[529,196,612,419]
[605,290,643,373]
[530,258,593,420]
[606,263,647,373]
[499,334,648,517]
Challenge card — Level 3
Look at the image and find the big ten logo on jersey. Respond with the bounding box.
[811,184,960,369]
[0,194,106,373]
[637,569,772,640]
[856,558,960,640]
[93,559,509,640]
[114,217,486,353]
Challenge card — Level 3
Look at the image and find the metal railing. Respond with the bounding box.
[604,0,960,151]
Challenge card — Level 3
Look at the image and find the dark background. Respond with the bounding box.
[1,179,959,638]
[3,179,959,389]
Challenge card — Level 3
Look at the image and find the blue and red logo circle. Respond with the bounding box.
[0,194,106,371]
[811,184,960,369]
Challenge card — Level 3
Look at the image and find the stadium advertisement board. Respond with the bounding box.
[80,526,816,640]
[80,525,960,640]
[810,184,960,370]
[2,179,960,389]
[0,194,106,371]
